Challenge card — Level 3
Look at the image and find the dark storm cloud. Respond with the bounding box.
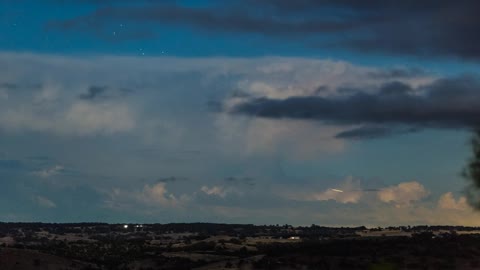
[79,86,107,100]
[335,126,419,140]
[48,3,357,36]
[367,68,429,79]
[79,86,133,100]
[47,0,480,60]
[157,176,188,183]
[224,177,255,187]
[230,76,480,130]
[250,0,440,12]
[295,0,480,59]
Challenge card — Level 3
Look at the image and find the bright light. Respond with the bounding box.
[330,188,344,193]
[123,224,129,229]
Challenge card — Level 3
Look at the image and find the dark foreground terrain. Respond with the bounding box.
[1,223,480,269]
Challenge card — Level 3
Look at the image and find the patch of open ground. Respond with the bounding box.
[0,248,97,270]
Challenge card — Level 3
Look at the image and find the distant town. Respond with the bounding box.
[1,222,480,269]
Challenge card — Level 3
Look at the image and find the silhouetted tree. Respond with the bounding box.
[463,130,480,209]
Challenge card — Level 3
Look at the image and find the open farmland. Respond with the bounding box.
[1,223,480,269]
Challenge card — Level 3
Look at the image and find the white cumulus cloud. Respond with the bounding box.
[285,177,364,204]
[200,185,241,198]
[377,181,429,207]
[438,192,469,211]
[105,182,189,210]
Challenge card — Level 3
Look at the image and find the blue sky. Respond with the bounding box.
[1,0,480,226]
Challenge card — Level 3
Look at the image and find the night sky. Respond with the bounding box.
[1,0,480,226]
